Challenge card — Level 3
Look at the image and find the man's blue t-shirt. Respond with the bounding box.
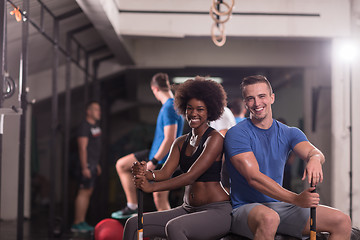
[224,118,308,209]
[149,98,184,164]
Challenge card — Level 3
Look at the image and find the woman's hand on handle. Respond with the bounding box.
[134,174,154,193]
[132,161,146,177]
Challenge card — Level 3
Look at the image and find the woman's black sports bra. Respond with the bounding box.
[179,127,222,182]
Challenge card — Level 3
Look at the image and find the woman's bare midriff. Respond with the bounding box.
[183,181,230,207]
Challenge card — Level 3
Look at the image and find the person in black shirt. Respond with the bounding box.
[71,101,102,233]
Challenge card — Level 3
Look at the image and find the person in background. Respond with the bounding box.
[209,105,236,193]
[209,106,236,137]
[71,101,102,232]
[111,73,184,218]
[123,77,232,240]
[224,75,351,240]
[228,98,247,124]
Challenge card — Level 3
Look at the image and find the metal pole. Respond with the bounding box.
[62,33,72,232]
[49,18,59,239]
[349,65,353,220]
[92,61,99,102]
[0,0,4,105]
[91,55,113,102]
[0,0,6,220]
[84,54,89,104]
[7,0,92,76]
[17,0,29,239]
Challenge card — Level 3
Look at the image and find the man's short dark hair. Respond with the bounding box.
[240,75,273,98]
[151,73,170,91]
[86,101,100,110]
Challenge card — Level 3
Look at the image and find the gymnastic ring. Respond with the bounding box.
[212,31,226,47]
[211,22,226,47]
[210,4,231,24]
[211,0,234,16]
[211,22,225,38]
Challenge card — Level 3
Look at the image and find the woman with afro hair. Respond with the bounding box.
[123,76,232,240]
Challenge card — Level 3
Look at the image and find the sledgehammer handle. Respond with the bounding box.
[310,181,316,240]
[137,189,143,240]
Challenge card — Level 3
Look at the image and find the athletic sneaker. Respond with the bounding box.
[71,222,94,233]
[111,206,138,218]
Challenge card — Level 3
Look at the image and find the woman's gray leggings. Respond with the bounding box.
[123,201,232,240]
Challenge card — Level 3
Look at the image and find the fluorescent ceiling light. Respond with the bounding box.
[172,77,223,84]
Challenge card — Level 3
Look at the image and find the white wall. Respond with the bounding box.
[113,0,350,38]
[332,38,360,227]
[0,113,21,220]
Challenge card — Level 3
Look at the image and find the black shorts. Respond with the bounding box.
[134,149,162,170]
[134,149,150,162]
[79,165,98,189]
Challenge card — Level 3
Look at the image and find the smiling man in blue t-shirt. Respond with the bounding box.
[224,75,351,240]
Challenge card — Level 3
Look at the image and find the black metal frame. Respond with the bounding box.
[0,0,6,224]
[1,0,113,239]
[16,1,29,239]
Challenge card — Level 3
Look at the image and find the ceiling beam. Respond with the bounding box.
[76,0,135,65]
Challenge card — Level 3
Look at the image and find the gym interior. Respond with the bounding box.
[0,0,359,239]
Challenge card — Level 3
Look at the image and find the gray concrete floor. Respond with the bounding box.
[0,187,185,240]
[0,215,94,240]
[0,203,97,240]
